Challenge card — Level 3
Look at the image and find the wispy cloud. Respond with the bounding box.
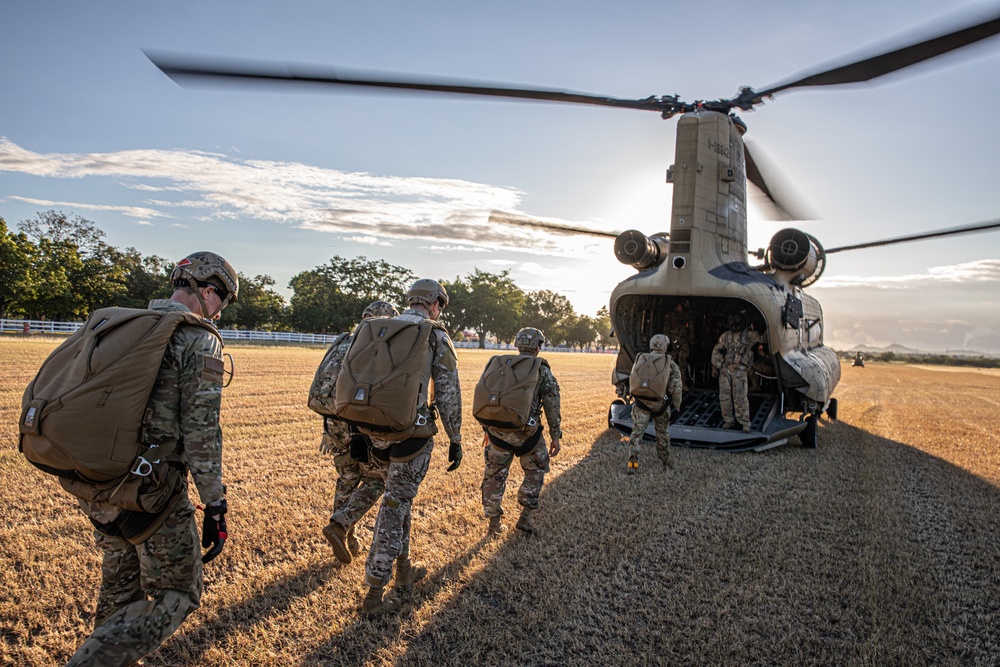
[0,137,602,255]
[820,259,1000,288]
[8,195,169,219]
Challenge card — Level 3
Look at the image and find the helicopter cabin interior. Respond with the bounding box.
[613,294,790,439]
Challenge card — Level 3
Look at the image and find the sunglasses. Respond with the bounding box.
[199,281,234,308]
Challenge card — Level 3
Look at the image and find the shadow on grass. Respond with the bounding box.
[152,419,1000,666]
[378,421,1000,666]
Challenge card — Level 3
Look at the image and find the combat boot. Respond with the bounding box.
[722,421,735,430]
[322,521,352,564]
[394,557,427,589]
[347,525,361,557]
[627,455,639,475]
[515,507,536,535]
[742,423,751,433]
[361,586,393,618]
[487,515,506,537]
[661,457,674,470]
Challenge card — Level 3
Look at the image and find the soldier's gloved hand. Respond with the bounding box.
[711,367,718,378]
[201,498,228,563]
[349,432,369,463]
[447,441,463,472]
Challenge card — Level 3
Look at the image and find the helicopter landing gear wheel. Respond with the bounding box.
[827,397,838,421]
[800,413,818,449]
[608,399,627,429]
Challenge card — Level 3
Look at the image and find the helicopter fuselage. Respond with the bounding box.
[609,110,840,449]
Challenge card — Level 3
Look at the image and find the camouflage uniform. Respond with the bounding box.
[364,308,462,588]
[65,299,225,667]
[482,359,562,519]
[627,355,683,465]
[664,306,692,389]
[712,329,765,428]
[310,334,386,524]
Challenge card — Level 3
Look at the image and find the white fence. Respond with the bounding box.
[1,318,617,353]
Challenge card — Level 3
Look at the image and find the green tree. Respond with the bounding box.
[442,269,524,348]
[0,217,33,318]
[565,314,599,349]
[289,256,415,334]
[524,289,576,345]
[119,251,174,309]
[594,305,615,348]
[218,273,288,330]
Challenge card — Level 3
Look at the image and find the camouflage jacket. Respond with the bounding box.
[372,308,462,447]
[712,329,765,371]
[485,359,563,447]
[308,332,353,418]
[74,299,226,523]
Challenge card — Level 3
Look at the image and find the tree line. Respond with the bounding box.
[1,211,614,348]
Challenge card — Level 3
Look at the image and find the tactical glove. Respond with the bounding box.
[201,498,228,563]
[447,442,463,472]
[349,432,369,463]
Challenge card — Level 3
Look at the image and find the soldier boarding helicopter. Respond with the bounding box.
[147,8,1000,451]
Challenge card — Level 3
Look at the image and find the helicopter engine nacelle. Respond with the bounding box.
[766,228,826,287]
[614,230,670,270]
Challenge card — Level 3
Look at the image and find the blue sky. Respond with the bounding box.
[2,0,998,351]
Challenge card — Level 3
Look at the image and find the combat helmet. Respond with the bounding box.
[405,279,449,309]
[515,327,545,352]
[363,300,399,319]
[650,334,670,352]
[171,251,239,309]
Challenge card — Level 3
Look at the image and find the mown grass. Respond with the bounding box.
[1,339,998,666]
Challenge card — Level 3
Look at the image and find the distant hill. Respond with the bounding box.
[845,343,998,359]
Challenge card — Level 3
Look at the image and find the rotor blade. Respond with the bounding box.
[743,140,817,222]
[146,52,670,113]
[488,211,619,238]
[756,10,1000,98]
[825,218,1000,254]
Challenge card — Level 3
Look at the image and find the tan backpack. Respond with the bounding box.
[19,307,220,484]
[629,352,671,400]
[333,317,440,442]
[472,354,545,432]
[307,332,350,416]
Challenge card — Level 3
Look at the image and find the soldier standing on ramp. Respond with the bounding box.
[34,252,238,667]
[711,315,766,432]
[309,300,399,560]
[475,327,563,537]
[626,333,683,473]
[664,301,692,391]
[329,278,463,617]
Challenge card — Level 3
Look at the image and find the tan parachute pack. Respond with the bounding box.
[19,307,220,484]
[307,332,350,416]
[333,317,441,442]
[472,354,545,432]
[629,352,671,400]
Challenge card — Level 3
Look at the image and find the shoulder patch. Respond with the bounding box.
[202,354,225,383]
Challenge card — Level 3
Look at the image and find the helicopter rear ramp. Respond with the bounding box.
[608,389,806,452]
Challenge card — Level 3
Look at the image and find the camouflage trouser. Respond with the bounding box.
[365,442,433,588]
[719,366,751,425]
[331,455,388,529]
[628,401,671,464]
[321,419,363,516]
[66,496,200,667]
[673,341,690,389]
[481,437,550,519]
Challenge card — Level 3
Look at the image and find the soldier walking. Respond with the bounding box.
[326,279,463,617]
[626,334,683,473]
[664,301,692,390]
[311,301,399,560]
[63,252,238,666]
[711,315,765,432]
[479,327,562,537]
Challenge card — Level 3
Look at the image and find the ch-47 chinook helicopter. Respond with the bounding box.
[148,9,1000,451]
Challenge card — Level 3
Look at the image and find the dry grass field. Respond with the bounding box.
[2,337,999,666]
